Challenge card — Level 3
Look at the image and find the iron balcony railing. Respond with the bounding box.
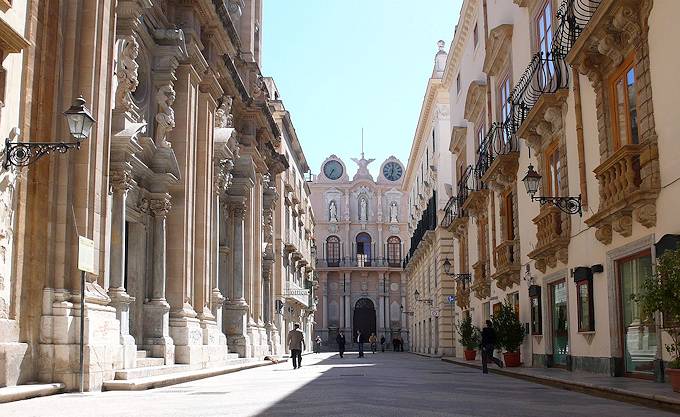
[405,193,437,267]
[476,117,519,179]
[552,0,603,58]
[316,257,404,268]
[509,0,601,131]
[457,164,486,208]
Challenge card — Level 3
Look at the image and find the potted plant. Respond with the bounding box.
[633,248,680,392]
[493,301,525,367]
[457,315,481,360]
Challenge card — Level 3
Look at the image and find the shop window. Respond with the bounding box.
[574,271,595,332]
[609,55,639,149]
[529,285,542,335]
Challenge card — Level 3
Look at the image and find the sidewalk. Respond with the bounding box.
[442,356,680,414]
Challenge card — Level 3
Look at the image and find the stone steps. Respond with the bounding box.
[103,358,285,391]
[115,364,191,380]
[133,357,167,368]
[136,350,149,359]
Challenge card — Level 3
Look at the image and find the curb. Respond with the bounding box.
[103,358,287,391]
[0,383,65,404]
[442,357,680,414]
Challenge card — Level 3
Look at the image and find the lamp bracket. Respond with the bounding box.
[4,138,81,169]
[531,194,582,216]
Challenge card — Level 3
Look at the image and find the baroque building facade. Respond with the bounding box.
[406,0,680,383]
[0,0,314,392]
[310,154,410,349]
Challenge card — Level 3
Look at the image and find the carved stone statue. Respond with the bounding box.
[154,85,176,148]
[329,200,338,222]
[115,35,140,112]
[215,96,234,128]
[390,201,398,223]
[359,197,368,222]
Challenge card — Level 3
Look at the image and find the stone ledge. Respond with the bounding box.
[0,383,65,404]
[102,358,286,391]
[441,357,680,414]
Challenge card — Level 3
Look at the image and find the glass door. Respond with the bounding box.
[551,280,569,367]
[619,252,656,375]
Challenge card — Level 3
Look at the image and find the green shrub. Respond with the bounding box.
[456,315,481,350]
[492,301,525,353]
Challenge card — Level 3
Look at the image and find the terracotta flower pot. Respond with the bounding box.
[668,368,680,393]
[464,349,477,361]
[503,351,521,367]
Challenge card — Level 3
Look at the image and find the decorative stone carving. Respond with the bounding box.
[215,95,234,128]
[154,85,176,148]
[612,214,633,237]
[634,203,657,228]
[150,196,172,218]
[214,158,234,194]
[137,197,150,214]
[389,201,398,223]
[329,200,338,222]
[115,35,140,112]
[359,196,368,222]
[110,169,134,193]
[595,224,613,245]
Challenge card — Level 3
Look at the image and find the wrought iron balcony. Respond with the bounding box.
[552,0,602,58]
[316,257,404,269]
[406,193,437,265]
[476,118,520,189]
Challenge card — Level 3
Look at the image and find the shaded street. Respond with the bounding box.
[1,352,675,417]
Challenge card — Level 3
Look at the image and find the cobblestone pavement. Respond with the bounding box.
[1,352,676,417]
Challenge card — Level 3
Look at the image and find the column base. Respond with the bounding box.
[169,313,204,365]
[224,302,250,357]
[109,289,137,369]
[143,300,174,364]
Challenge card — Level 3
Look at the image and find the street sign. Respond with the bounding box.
[447,295,456,304]
[78,236,96,274]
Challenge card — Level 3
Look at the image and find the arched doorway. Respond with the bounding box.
[355,232,372,266]
[353,298,376,343]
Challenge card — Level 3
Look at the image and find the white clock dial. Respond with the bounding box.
[383,162,403,181]
[323,160,343,180]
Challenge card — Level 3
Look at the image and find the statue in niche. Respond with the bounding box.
[329,200,338,222]
[359,196,368,222]
[115,35,140,112]
[154,85,176,148]
[390,201,398,223]
[215,95,234,128]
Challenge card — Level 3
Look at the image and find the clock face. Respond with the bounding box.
[323,160,343,180]
[383,162,403,181]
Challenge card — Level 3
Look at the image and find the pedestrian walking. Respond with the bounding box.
[380,335,385,352]
[392,336,398,352]
[369,333,377,354]
[356,330,364,358]
[336,331,346,358]
[398,335,404,352]
[287,323,306,369]
[481,320,504,374]
[314,336,322,354]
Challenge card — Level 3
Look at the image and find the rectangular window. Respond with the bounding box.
[508,292,520,318]
[476,124,485,154]
[536,0,554,80]
[610,56,639,148]
[544,141,560,197]
[498,75,512,144]
[529,285,542,335]
[503,191,515,241]
[456,73,461,94]
[576,278,595,332]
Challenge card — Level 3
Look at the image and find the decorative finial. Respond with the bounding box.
[437,40,445,51]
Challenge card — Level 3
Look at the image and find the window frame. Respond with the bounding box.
[326,235,341,266]
[544,140,560,198]
[529,285,543,335]
[575,277,595,332]
[503,190,515,241]
[609,54,639,150]
[387,236,402,267]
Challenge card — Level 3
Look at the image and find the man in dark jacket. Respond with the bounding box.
[380,335,386,352]
[481,320,504,373]
[336,331,346,358]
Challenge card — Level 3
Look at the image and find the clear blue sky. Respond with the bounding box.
[262,0,462,177]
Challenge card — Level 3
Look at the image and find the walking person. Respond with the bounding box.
[481,320,504,374]
[356,330,364,358]
[392,336,398,352]
[314,336,322,354]
[287,323,306,369]
[336,331,346,358]
[380,335,386,352]
[369,333,378,354]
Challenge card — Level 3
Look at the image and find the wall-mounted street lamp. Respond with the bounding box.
[521,164,582,216]
[400,304,414,316]
[4,96,96,169]
[413,289,433,305]
[442,258,472,285]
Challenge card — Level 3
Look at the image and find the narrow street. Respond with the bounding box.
[1,352,674,417]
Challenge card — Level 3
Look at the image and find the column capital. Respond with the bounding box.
[150,194,172,218]
[110,168,135,194]
[214,157,235,195]
[228,198,247,219]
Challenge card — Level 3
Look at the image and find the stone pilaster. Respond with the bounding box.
[224,200,250,357]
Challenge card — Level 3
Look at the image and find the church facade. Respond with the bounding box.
[309,154,410,349]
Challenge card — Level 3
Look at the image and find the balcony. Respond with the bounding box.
[315,257,404,269]
[459,165,488,218]
[471,259,490,300]
[527,205,570,273]
[492,239,521,290]
[442,195,469,239]
[283,281,310,308]
[478,119,520,191]
[585,143,659,244]
[405,194,437,268]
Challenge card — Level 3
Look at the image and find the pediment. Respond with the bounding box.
[450,126,467,154]
[463,80,487,121]
[483,24,514,77]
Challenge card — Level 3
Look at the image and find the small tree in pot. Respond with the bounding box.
[456,315,481,360]
[492,301,525,367]
[633,248,680,392]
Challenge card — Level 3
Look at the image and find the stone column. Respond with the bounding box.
[143,194,174,364]
[224,200,250,357]
[344,274,352,332]
[322,273,328,330]
[108,168,137,369]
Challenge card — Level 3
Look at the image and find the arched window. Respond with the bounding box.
[355,232,372,267]
[326,236,341,267]
[387,236,402,267]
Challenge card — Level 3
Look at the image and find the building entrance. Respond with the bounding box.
[353,298,376,343]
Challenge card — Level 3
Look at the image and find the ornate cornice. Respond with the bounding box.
[483,24,514,77]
